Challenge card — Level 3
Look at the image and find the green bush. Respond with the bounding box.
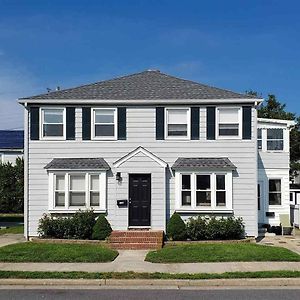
[187,216,245,240]
[167,213,187,241]
[0,158,24,213]
[38,210,96,240]
[92,215,112,240]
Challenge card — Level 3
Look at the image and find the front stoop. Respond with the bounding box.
[108,230,164,250]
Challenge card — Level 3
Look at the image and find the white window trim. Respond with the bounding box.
[216,107,242,140]
[165,108,191,140]
[268,177,282,207]
[91,108,117,140]
[40,107,66,140]
[48,171,107,212]
[266,128,285,152]
[175,171,233,212]
[258,127,287,153]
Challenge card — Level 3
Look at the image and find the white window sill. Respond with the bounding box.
[175,209,233,214]
[49,209,106,213]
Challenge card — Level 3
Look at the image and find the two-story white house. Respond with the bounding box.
[19,70,293,240]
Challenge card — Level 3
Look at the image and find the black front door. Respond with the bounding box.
[129,174,151,227]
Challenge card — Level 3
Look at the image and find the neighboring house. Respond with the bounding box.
[18,70,293,239]
[257,118,295,227]
[0,130,24,164]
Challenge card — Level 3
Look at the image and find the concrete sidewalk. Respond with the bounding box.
[1,250,300,274]
[0,234,25,248]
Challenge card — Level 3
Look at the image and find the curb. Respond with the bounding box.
[1,278,300,288]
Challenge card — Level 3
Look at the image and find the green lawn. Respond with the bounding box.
[0,270,300,280]
[0,225,24,235]
[0,242,118,263]
[145,243,300,263]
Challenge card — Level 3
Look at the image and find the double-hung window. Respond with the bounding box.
[217,108,241,138]
[269,179,281,205]
[49,172,106,211]
[92,108,117,139]
[177,172,232,210]
[267,129,283,151]
[41,108,65,139]
[166,108,190,138]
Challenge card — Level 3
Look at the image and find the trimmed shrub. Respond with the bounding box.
[38,210,96,239]
[167,213,187,240]
[186,216,245,240]
[92,215,112,240]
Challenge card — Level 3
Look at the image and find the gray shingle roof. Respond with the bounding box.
[44,158,110,170]
[22,70,258,101]
[172,157,236,170]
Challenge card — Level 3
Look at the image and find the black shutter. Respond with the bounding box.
[191,107,200,140]
[82,107,91,140]
[156,107,165,140]
[66,107,75,140]
[242,106,252,140]
[118,107,126,140]
[206,107,216,140]
[30,107,39,140]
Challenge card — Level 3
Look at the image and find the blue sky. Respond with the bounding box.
[0,0,299,129]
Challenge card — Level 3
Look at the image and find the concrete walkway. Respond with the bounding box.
[0,234,25,247]
[1,250,300,274]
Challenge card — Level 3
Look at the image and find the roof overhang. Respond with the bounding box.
[18,98,263,106]
[258,118,296,128]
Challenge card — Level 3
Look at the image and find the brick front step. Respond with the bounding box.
[108,230,164,250]
[109,242,162,250]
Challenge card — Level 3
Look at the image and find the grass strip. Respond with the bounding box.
[146,243,300,263]
[0,270,300,280]
[0,226,24,235]
[0,242,118,263]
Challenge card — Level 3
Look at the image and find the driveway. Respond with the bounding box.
[0,234,25,247]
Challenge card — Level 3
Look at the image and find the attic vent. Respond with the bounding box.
[147,69,160,72]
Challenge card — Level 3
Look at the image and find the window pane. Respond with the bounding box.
[69,192,85,206]
[95,124,114,136]
[196,191,211,206]
[219,108,239,123]
[219,124,239,136]
[216,191,226,206]
[216,175,225,190]
[258,140,262,150]
[182,175,191,190]
[168,124,187,136]
[196,175,210,190]
[70,175,85,190]
[182,191,191,206]
[55,192,65,207]
[269,193,281,205]
[90,192,100,206]
[267,129,283,139]
[257,128,262,139]
[267,140,283,150]
[90,175,99,190]
[44,109,63,123]
[43,124,63,136]
[56,175,65,190]
[269,179,281,192]
[168,109,187,124]
[95,110,114,123]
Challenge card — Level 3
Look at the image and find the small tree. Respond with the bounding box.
[167,213,187,240]
[92,215,112,240]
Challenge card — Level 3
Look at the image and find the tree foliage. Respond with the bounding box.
[0,157,24,213]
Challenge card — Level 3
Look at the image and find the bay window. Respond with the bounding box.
[49,172,106,211]
[166,108,190,138]
[177,172,232,210]
[41,108,65,139]
[92,108,117,139]
[217,107,241,138]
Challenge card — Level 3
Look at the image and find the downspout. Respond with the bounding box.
[23,103,29,240]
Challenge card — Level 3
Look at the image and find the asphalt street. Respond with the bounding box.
[0,288,300,300]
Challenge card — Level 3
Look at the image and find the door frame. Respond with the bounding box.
[128,173,152,228]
